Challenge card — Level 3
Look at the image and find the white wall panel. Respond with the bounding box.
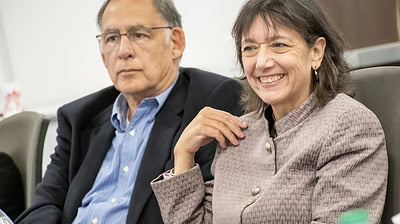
[0,1,111,112]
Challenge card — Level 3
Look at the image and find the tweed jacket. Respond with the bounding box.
[151,93,388,224]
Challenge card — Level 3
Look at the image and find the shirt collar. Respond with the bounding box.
[264,91,317,137]
[111,74,179,132]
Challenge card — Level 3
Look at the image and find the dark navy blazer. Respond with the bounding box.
[16,67,243,224]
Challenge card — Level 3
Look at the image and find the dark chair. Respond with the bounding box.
[0,111,50,208]
[350,66,400,223]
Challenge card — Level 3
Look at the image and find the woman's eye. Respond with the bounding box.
[272,42,288,48]
[242,46,255,52]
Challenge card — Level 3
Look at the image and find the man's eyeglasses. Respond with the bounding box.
[96,26,172,52]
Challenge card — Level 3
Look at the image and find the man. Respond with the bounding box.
[15,0,242,223]
[0,152,25,221]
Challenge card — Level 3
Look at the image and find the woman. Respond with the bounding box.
[151,0,388,223]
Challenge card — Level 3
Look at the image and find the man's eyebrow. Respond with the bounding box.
[126,25,147,31]
[102,25,147,34]
[102,28,120,34]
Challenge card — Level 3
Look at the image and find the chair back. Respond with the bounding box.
[0,111,50,208]
[350,66,400,223]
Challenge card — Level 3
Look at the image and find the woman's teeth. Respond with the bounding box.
[259,74,284,83]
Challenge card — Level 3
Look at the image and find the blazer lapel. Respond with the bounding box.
[126,74,187,223]
[63,105,115,223]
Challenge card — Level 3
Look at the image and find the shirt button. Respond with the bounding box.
[265,142,271,152]
[129,130,135,136]
[251,186,261,196]
[123,166,129,173]
[111,198,117,203]
[92,218,98,224]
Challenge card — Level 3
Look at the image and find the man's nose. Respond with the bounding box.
[117,35,135,59]
[255,45,274,69]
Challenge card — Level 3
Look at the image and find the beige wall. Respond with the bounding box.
[320,0,399,49]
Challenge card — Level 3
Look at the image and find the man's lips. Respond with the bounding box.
[117,68,141,75]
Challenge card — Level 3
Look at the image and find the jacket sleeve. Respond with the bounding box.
[151,164,214,224]
[311,106,388,224]
[15,108,72,224]
[206,78,242,117]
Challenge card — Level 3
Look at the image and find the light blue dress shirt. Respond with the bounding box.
[72,79,177,224]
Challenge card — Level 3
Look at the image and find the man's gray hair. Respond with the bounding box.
[97,0,182,29]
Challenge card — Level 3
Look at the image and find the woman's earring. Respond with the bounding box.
[314,67,319,82]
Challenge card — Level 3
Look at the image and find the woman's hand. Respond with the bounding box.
[174,107,247,174]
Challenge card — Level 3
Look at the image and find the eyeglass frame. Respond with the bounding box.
[96,26,173,52]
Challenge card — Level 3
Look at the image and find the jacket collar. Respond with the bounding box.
[126,72,187,223]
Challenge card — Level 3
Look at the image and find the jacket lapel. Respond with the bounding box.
[126,74,187,223]
[63,105,116,223]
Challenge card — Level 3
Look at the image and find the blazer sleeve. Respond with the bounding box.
[151,164,214,224]
[311,107,388,224]
[206,78,242,117]
[15,108,72,224]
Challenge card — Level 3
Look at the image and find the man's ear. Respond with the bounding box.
[101,51,106,65]
[170,27,186,60]
[311,37,326,67]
